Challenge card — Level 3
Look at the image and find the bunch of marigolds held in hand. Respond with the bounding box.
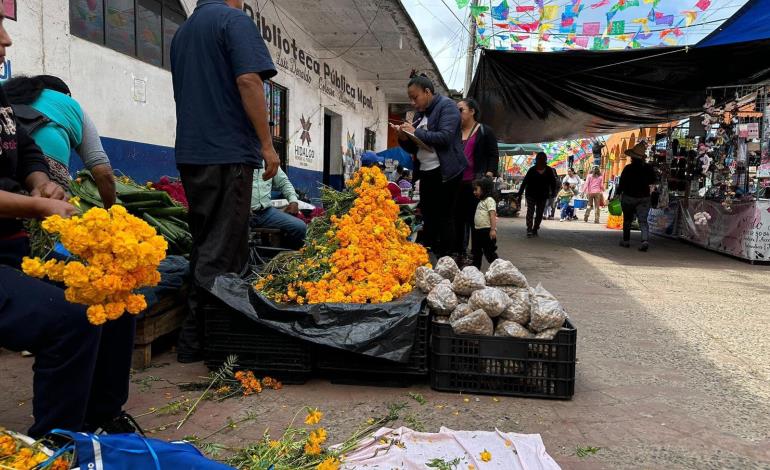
[254,166,429,304]
[0,430,69,470]
[21,205,167,325]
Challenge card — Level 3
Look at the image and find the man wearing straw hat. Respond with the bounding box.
[615,142,657,252]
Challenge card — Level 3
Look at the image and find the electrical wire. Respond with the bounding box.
[438,0,473,34]
[352,0,385,52]
[318,3,382,60]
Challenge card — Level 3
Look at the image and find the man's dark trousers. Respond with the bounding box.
[177,163,254,360]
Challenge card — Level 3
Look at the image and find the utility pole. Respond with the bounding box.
[463,0,479,96]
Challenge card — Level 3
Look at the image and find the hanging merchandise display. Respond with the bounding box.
[665,85,770,262]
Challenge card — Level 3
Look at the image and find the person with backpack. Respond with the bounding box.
[3,75,116,207]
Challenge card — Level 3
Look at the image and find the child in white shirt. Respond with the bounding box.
[471,178,499,269]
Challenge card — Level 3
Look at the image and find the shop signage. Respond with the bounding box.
[244,6,375,111]
[293,114,315,169]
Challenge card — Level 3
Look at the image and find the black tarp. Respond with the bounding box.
[209,274,426,363]
[469,39,770,143]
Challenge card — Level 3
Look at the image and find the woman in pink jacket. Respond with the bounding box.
[582,166,605,224]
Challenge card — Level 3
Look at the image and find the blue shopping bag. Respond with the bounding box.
[41,430,234,470]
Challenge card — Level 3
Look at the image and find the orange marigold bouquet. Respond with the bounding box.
[21,205,168,325]
[254,166,429,304]
[0,429,70,470]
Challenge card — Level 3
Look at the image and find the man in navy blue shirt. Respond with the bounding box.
[171,0,278,362]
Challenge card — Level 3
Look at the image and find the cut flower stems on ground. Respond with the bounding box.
[224,403,406,470]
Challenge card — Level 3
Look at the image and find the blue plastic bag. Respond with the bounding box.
[42,430,234,470]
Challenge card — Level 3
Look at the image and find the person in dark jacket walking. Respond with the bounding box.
[454,98,498,258]
[615,142,657,251]
[396,74,467,257]
[517,152,558,238]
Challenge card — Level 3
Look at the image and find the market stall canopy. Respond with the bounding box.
[698,0,770,47]
[498,143,544,155]
[468,38,770,143]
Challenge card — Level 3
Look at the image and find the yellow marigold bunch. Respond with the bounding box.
[304,408,323,425]
[234,370,263,395]
[316,456,341,470]
[299,166,428,304]
[21,205,167,325]
[303,440,322,456]
[308,428,327,445]
[0,435,15,457]
[3,447,47,469]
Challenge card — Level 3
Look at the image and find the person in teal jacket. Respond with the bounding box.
[3,75,116,207]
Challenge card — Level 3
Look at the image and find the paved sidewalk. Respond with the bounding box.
[1,213,769,469]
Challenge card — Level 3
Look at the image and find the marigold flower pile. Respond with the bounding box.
[254,166,429,304]
[0,431,69,470]
[21,205,167,325]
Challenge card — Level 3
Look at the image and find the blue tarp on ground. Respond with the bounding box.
[698,0,770,47]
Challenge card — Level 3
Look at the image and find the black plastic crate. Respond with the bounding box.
[316,307,430,385]
[430,319,576,399]
[203,299,314,384]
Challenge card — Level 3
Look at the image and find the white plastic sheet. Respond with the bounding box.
[339,426,561,470]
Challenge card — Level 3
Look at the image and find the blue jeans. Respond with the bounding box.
[250,207,307,249]
[559,201,574,219]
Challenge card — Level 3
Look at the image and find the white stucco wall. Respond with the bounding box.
[5,0,179,148]
[243,1,388,178]
[4,0,388,183]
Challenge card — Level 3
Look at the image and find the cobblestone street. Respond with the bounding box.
[2,214,769,469]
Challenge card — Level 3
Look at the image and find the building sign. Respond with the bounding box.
[243,5,374,111]
[293,114,315,168]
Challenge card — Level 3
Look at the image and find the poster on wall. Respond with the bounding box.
[681,199,770,262]
[648,200,680,238]
[3,0,15,21]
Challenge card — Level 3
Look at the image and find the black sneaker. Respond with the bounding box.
[532,229,539,237]
[526,230,533,238]
[619,240,630,248]
[639,242,649,252]
[94,412,145,436]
